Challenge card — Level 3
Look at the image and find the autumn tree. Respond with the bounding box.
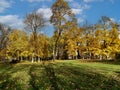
[50,0,76,60]
[61,21,79,59]
[108,22,120,59]
[28,33,50,62]
[39,35,50,60]
[96,16,111,30]
[24,11,45,62]
[8,30,28,61]
[0,23,11,60]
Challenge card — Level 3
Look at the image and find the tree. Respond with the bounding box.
[0,23,11,60]
[40,35,50,59]
[8,30,28,61]
[96,16,111,30]
[108,23,120,59]
[50,0,76,60]
[65,39,77,59]
[24,11,45,62]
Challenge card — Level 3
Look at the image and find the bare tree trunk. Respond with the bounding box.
[21,56,23,61]
[53,47,55,61]
[83,56,84,60]
[18,51,19,61]
[38,57,40,62]
[32,56,34,63]
[100,54,102,60]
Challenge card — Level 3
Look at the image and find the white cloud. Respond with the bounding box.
[67,0,91,24]
[72,9,83,15]
[0,15,24,30]
[71,2,90,23]
[110,18,115,22]
[71,2,81,8]
[83,0,115,3]
[70,2,91,15]
[109,0,114,4]
[0,0,12,13]
[83,0,101,3]
[37,8,51,19]
[37,8,52,26]
[82,4,91,9]
[65,0,74,2]
[21,0,52,3]
[78,18,84,23]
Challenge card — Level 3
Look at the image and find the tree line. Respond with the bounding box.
[0,0,120,62]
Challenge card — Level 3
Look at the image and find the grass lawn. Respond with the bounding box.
[0,60,120,90]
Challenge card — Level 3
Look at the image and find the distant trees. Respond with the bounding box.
[76,17,120,60]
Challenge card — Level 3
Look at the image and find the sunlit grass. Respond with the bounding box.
[0,60,120,90]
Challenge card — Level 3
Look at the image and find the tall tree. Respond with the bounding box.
[24,11,45,62]
[50,0,75,60]
[0,23,11,60]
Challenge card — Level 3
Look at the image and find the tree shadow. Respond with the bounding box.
[0,64,32,90]
[0,67,21,89]
[44,64,60,90]
[0,62,120,90]
[95,60,120,65]
[29,65,39,90]
[54,64,120,90]
[28,64,50,90]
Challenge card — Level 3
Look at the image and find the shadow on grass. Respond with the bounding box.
[44,64,60,90]
[53,63,120,90]
[28,64,51,90]
[28,63,60,90]
[94,60,120,65]
[78,59,120,65]
[0,63,32,90]
[27,62,120,90]
[0,62,120,90]
[102,61,120,65]
[29,65,40,90]
[0,64,16,89]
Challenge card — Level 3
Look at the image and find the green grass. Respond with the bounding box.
[0,60,120,90]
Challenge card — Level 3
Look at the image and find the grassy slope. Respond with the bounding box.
[0,60,120,90]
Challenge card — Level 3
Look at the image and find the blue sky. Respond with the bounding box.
[0,0,120,36]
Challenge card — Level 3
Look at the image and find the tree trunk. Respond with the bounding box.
[38,57,40,62]
[53,47,55,61]
[21,56,23,61]
[32,56,34,63]
[100,54,102,60]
